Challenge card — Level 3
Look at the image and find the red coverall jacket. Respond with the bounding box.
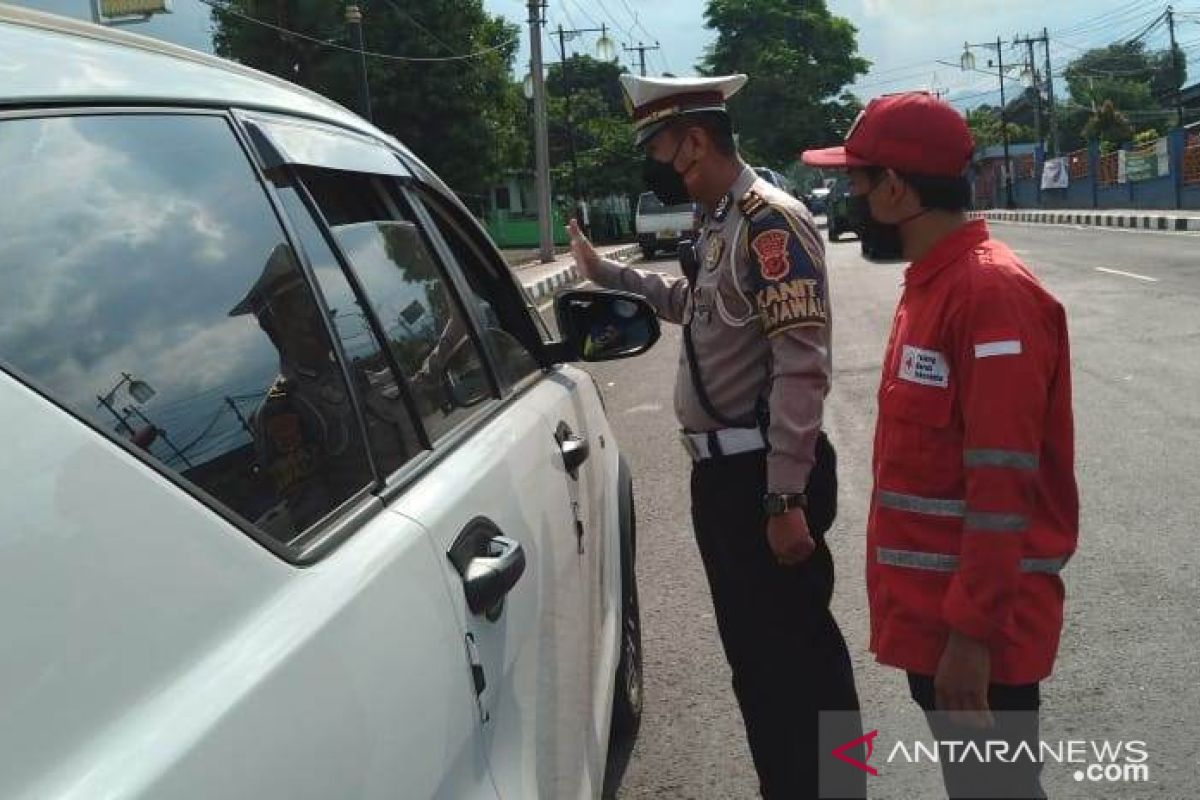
[867,220,1078,686]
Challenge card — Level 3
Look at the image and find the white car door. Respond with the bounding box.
[263,138,604,797]
[412,192,628,793]
[387,379,605,800]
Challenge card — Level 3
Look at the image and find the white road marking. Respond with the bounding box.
[1094,266,1159,283]
[624,403,664,415]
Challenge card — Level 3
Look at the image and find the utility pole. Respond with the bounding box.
[1017,34,1043,150]
[1015,32,1057,155]
[225,396,254,437]
[623,41,661,77]
[345,5,372,122]
[1043,28,1059,156]
[996,38,1015,209]
[527,0,555,263]
[124,406,193,468]
[1168,6,1184,128]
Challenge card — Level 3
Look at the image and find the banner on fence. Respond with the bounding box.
[1126,145,1167,182]
[1041,157,1069,189]
[1117,150,1128,184]
[1156,138,1170,177]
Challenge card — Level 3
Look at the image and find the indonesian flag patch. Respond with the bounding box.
[751,229,792,281]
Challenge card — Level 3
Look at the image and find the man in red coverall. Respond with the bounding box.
[803,93,1079,799]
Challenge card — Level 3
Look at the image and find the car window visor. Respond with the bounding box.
[238,112,411,178]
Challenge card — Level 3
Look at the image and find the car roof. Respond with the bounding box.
[0,4,418,162]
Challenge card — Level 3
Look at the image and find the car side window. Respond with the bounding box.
[0,114,375,546]
[273,181,422,476]
[417,193,542,388]
[295,167,493,444]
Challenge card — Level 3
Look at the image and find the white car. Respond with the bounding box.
[0,7,656,799]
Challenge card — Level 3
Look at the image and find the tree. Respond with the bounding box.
[700,0,869,166]
[1082,100,1134,148]
[212,0,524,200]
[545,55,642,205]
[1060,40,1185,139]
[965,106,1037,148]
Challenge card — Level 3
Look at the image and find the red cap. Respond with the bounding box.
[801,92,975,177]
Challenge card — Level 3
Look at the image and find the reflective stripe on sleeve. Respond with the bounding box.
[877,490,966,517]
[964,511,1029,532]
[975,340,1022,358]
[964,449,1039,470]
[876,548,1068,575]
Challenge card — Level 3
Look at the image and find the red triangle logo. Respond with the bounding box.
[831,729,879,776]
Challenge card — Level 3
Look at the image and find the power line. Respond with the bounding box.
[1052,1,1162,39]
[377,0,461,57]
[200,0,521,63]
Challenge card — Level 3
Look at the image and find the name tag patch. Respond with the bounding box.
[899,345,949,387]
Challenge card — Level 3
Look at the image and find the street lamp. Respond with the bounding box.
[595,31,617,62]
[960,43,976,73]
[97,372,156,437]
[961,38,1016,209]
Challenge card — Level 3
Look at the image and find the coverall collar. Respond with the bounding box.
[904,219,990,287]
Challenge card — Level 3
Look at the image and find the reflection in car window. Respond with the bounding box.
[297,168,491,443]
[275,183,421,476]
[419,196,540,388]
[0,114,374,545]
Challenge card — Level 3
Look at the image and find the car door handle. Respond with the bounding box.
[555,421,590,478]
[448,519,526,620]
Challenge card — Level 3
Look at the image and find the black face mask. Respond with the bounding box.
[642,139,692,206]
[849,183,927,263]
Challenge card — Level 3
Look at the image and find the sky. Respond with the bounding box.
[11,0,1200,111]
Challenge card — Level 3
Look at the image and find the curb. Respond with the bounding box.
[519,244,641,303]
[970,209,1200,233]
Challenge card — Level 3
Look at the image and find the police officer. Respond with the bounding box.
[230,244,365,536]
[569,74,862,799]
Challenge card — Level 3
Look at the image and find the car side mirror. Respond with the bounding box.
[551,289,660,363]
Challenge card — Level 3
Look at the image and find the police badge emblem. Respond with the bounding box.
[705,236,726,272]
[750,229,792,281]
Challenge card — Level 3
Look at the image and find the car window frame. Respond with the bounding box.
[279,168,505,439]
[407,185,548,392]
[235,111,584,529]
[0,105,390,565]
[230,112,530,455]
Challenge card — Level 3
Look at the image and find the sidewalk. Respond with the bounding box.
[971,208,1200,233]
[512,243,641,303]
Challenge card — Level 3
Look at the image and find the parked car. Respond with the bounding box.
[0,6,656,799]
[753,166,794,195]
[634,191,697,259]
[806,186,832,215]
[827,177,858,242]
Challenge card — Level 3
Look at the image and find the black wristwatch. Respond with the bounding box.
[763,492,807,516]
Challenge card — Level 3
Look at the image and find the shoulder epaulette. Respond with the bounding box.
[737,187,773,223]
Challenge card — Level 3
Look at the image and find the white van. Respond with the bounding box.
[634,191,698,259]
[0,6,656,799]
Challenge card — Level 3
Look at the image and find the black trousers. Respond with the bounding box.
[691,450,862,799]
[908,673,1046,800]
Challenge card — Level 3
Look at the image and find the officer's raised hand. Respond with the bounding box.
[567,219,601,281]
[767,509,815,565]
